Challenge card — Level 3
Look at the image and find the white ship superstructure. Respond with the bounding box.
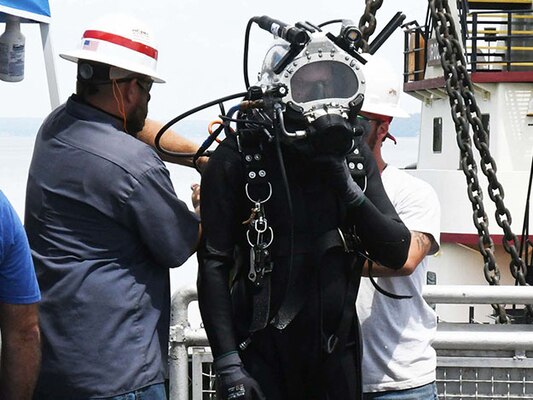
[403,0,533,324]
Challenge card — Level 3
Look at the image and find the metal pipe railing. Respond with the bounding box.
[169,284,533,399]
[169,284,208,400]
[434,321,533,350]
[423,284,533,304]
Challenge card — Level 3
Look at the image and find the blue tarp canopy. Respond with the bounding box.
[0,0,51,23]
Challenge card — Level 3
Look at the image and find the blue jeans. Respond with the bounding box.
[106,383,167,400]
[34,383,167,400]
[363,381,438,400]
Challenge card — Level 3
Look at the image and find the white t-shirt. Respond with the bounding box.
[356,165,441,393]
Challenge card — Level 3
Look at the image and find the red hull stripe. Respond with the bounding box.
[83,30,158,60]
[441,233,532,246]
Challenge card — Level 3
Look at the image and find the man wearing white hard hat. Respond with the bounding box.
[355,54,441,400]
[25,14,200,399]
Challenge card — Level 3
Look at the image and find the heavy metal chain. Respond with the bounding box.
[358,0,383,52]
[430,0,531,322]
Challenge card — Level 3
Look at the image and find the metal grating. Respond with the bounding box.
[437,366,533,399]
[187,349,533,400]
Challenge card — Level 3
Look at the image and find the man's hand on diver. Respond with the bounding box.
[196,155,209,173]
[191,183,201,217]
[214,352,266,400]
[316,155,366,208]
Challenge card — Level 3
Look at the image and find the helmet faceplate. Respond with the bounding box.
[260,33,365,121]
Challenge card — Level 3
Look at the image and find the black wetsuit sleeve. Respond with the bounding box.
[348,142,411,269]
[197,143,244,359]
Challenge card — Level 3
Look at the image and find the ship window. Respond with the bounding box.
[433,117,442,153]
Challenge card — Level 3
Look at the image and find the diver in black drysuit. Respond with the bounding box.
[197,123,411,399]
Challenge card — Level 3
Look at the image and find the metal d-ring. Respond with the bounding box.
[245,182,272,204]
[246,226,274,248]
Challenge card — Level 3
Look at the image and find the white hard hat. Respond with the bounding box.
[60,14,164,83]
[360,53,408,118]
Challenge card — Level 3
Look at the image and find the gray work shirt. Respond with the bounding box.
[25,96,199,397]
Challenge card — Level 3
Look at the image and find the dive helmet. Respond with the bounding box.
[258,30,366,155]
[259,34,365,120]
[60,14,164,83]
[359,53,408,118]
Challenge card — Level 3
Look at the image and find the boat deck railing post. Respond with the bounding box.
[169,284,210,400]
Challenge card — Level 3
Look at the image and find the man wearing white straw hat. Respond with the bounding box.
[25,14,200,399]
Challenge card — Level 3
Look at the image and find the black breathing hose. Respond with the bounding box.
[154,92,248,162]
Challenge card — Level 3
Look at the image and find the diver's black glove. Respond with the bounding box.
[316,155,366,208]
[214,352,266,400]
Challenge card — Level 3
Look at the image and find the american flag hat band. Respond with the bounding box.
[59,14,165,83]
[82,30,158,61]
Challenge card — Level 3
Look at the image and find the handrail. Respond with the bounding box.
[434,322,533,350]
[169,284,207,400]
[403,7,533,80]
[423,285,533,351]
[423,284,533,304]
[168,284,533,399]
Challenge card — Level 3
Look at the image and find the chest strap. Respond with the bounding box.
[239,133,275,333]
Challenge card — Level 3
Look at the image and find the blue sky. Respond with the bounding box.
[0,0,427,120]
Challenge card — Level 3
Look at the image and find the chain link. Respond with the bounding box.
[357,0,384,52]
[430,0,531,322]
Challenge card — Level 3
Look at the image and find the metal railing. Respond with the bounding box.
[403,7,533,82]
[468,10,533,72]
[169,285,209,400]
[169,284,533,399]
[426,285,533,399]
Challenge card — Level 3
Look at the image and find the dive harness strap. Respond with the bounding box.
[238,141,368,335]
[238,153,361,336]
[346,146,367,189]
[239,133,274,333]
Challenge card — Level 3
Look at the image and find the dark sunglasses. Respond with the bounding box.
[135,78,153,94]
[357,114,392,125]
[107,77,153,93]
[357,115,380,124]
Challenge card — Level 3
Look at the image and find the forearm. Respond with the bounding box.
[0,303,41,400]
[361,231,432,276]
[347,143,411,268]
[362,260,413,277]
[349,200,411,269]
[138,118,206,168]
